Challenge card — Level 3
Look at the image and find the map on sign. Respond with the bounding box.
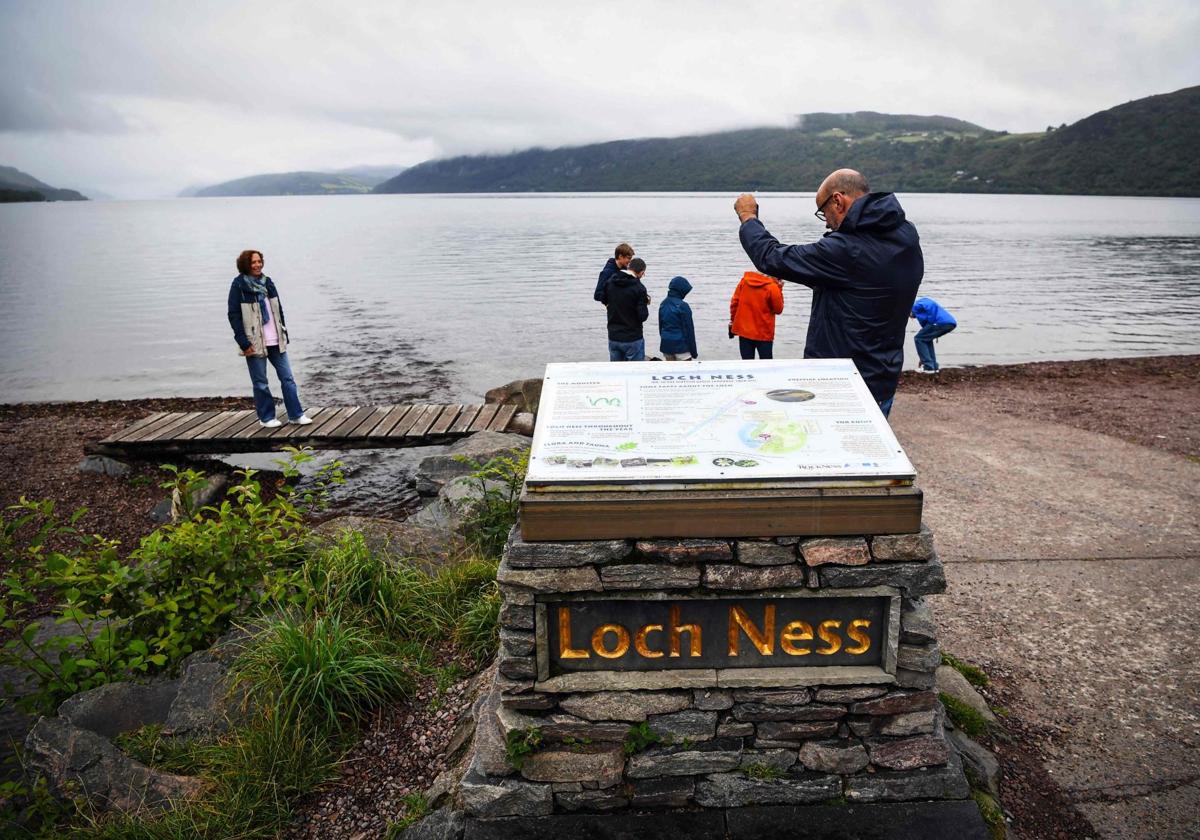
[526,359,915,488]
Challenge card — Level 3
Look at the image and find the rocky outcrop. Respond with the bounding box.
[415,432,531,497]
[25,717,205,812]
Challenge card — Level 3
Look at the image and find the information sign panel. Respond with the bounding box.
[526,359,914,487]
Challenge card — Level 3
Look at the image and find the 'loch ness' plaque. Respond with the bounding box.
[535,591,899,683]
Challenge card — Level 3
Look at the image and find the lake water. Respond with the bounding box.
[2,193,1199,405]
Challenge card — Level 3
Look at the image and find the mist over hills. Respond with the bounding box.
[374,86,1200,197]
[0,166,89,202]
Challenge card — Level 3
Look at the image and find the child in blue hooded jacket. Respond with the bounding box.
[658,276,698,360]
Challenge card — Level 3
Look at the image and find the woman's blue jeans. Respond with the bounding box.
[914,323,956,370]
[245,346,304,422]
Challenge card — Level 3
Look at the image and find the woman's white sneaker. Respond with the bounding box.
[290,415,314,425]
[260,418,283,428]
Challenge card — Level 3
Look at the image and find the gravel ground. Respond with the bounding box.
[286,653,479,840]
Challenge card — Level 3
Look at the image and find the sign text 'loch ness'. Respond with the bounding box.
[544,597,890,674]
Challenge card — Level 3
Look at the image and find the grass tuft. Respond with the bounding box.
[233,611,413,734]
[940,692,990,738]
[972,789,1007,840]
[941,652,989,687]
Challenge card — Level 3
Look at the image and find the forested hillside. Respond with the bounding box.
[375,86,1200,196]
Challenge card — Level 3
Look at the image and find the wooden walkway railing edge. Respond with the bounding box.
[87,403,532,460]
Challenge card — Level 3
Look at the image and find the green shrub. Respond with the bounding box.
[0,451,342,713]
[455,450,528,557]
[233,611,413,734]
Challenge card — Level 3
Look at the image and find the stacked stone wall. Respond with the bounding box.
[461,524,968,818]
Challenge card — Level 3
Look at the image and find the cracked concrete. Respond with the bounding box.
[891,393,1200,840]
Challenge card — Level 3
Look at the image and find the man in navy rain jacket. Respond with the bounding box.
[658,275,698,360]
[734,169,923,417]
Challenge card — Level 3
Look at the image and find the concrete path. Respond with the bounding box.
[892,394,1200,839]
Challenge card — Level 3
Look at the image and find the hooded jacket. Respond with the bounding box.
[594,257,621,303]
[729,271,785,342]
[912,297,956,328]
[658,276,698,357]
[605,270,650,342]
[739,192,923,403]
[227,275,289,357]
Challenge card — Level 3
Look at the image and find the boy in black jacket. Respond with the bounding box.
[604,257,650,361]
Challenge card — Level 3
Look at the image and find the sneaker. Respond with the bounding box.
[290,415,314,425]
[917,365,938,375]
[259,418,283,428]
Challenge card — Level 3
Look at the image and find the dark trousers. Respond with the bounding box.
[738,337,774,360]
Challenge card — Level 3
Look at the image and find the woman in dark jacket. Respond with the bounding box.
[658,275,699,360]
[226,249,312,428]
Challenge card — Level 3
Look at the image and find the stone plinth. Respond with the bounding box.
[457,523,969,818]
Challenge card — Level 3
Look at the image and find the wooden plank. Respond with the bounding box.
[448,405,482,434]
[388,404,433,437]
[177,410,243,441]
[468,403,500,433]
[487,404,518,433]
[227,412,273,439]
[200,410,256,440]
[298,406,357,438]
[273,406,327,440]
[144,411,219,442]
[365,404,412,438]
[324,406,368,438]
[118,411,190,443]
[518,487,923,542]
[128,411,205,443]
[101,411,167,443]
[404,404,442,438]
[428,404,462,435]
[332,406,390,439]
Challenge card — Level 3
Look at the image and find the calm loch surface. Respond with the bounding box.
[2,192,1198,404]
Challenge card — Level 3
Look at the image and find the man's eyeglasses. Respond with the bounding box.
[814,193,839,222]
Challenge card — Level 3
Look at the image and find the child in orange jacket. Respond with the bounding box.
[729,270,784,359]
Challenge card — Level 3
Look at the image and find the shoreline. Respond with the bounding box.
[2,353,1195,567]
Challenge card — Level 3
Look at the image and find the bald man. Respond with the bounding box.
[734,170,923,417]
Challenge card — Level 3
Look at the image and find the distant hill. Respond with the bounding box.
[188,166,405,198]
[375,87,1200,197]
[0,166,89,202]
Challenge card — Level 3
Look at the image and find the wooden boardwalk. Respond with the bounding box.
[90,403,522,459]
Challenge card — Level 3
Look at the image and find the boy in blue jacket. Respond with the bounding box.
[910,296,957,373]
[658,276,698,361]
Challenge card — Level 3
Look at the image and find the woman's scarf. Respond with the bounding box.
[239,274,271,324]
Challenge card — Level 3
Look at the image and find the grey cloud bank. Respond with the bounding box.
[2,0,1197,198]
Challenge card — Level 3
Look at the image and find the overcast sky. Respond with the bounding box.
[2,0,1197,198]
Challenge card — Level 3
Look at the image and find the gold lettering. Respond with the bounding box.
[592,624,631,659]
[635,624,665,658]
[557,606,590,659]
[728,604,775,656]
[668,605,702,657]
[780,620,813,656]
[816,620,842,655]
[845,619,871,655]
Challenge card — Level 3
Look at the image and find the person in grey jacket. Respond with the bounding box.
[226,249,312,428]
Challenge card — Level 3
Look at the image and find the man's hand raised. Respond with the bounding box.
[734,193,758,224]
